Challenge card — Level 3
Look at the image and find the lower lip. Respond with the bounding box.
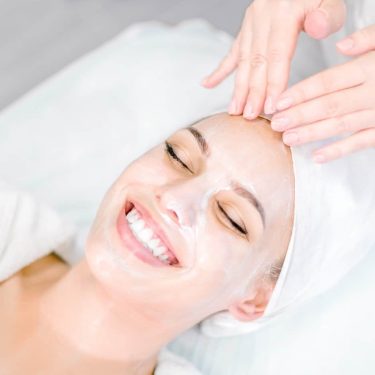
[117,205,171,268]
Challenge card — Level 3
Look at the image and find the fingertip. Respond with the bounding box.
[243,102,257,120]
[276,96,293,111]
[264,96,276,115]
[201,77,218,89]
[312,152,327,163]
[304,9,331,40]
[201,77,213,87]
[201,77,209,86]
[228,99,238,115]
[336,37,357,55]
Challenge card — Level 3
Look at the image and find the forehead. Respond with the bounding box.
[192,114,293,199]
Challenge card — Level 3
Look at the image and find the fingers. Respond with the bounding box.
[282,110,375,146]
[243,15,269,119]
[304,0,346,40]
[228,22,254,115]
[275,60,365,111]
[202,34,241,88]
[272,85,369,131]
[265,8,300,114]
[337,24,375,56]
[312,128,375,163]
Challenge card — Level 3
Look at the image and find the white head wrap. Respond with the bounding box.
[201,138,375,336]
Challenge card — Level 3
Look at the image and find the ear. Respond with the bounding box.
[228,283,274,322]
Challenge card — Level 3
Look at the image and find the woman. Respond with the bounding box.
[0,113,294,374]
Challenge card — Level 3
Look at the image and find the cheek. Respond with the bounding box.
[188,226,259,306]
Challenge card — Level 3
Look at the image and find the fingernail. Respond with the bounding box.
[276,97,293,111]
[228,99,238,114]
[313,153,326,163]
[337,38,354,51]
[271,116,291,130]
[244,104,256,119]
[264,97,275,114]
[283,132,299,145]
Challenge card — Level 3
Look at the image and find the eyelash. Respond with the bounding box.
[164,142,247,237]
[164,142,192,173]
[217,202,248,236]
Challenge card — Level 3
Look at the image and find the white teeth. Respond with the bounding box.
[131,219,145,232]
[127,212,138,224]
[127,215,136,224]
[149,238,161,248]
[138,228,153,243]
[152,246,167,257]
[126,206,173,265]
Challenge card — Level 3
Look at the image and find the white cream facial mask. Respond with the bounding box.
[85,113,294,325]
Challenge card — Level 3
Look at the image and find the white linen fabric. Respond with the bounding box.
[0,182,75,282]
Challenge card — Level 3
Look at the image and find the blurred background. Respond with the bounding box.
[0,0,249,111]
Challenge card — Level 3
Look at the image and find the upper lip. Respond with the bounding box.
[126,199,183,266]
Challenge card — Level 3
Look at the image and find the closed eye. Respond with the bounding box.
[164,142,193,173]
[217,202,247,236]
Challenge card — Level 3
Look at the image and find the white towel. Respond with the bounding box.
[0,182,75,282]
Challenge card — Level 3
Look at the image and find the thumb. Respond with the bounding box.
[304,0,346,40]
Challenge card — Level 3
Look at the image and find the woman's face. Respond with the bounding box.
[86,113,294,327]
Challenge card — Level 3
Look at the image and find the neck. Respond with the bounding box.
[34,259,175,375]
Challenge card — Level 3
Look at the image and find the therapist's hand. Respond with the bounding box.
[201,0,346,119]
[273,24,375,163]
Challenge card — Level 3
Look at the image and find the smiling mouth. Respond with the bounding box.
[118,201,180,267]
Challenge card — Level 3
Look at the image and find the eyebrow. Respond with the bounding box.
[185,126,209,155]
[231,182,266,226]
[183,127,265,226]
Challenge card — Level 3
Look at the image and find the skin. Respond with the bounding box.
[203,0,375,162]
[202,0,346,118]
[0,114,294,374]
[273,24,375,163]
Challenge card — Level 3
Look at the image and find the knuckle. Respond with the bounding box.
[250,53,267,69]
[238,50,251,64]
[226,47,236,59]
[234,81,248,97]
[268,48,285,64]
[304,125,316,139]
[267,81,282,95]
[325,97,340,118]
[319,72,334,93]
[293,107,304,125]
[248,84,261,95]
[293,87,307,102]
[336,117,352,133]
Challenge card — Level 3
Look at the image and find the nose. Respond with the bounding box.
[155,183,203,227]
